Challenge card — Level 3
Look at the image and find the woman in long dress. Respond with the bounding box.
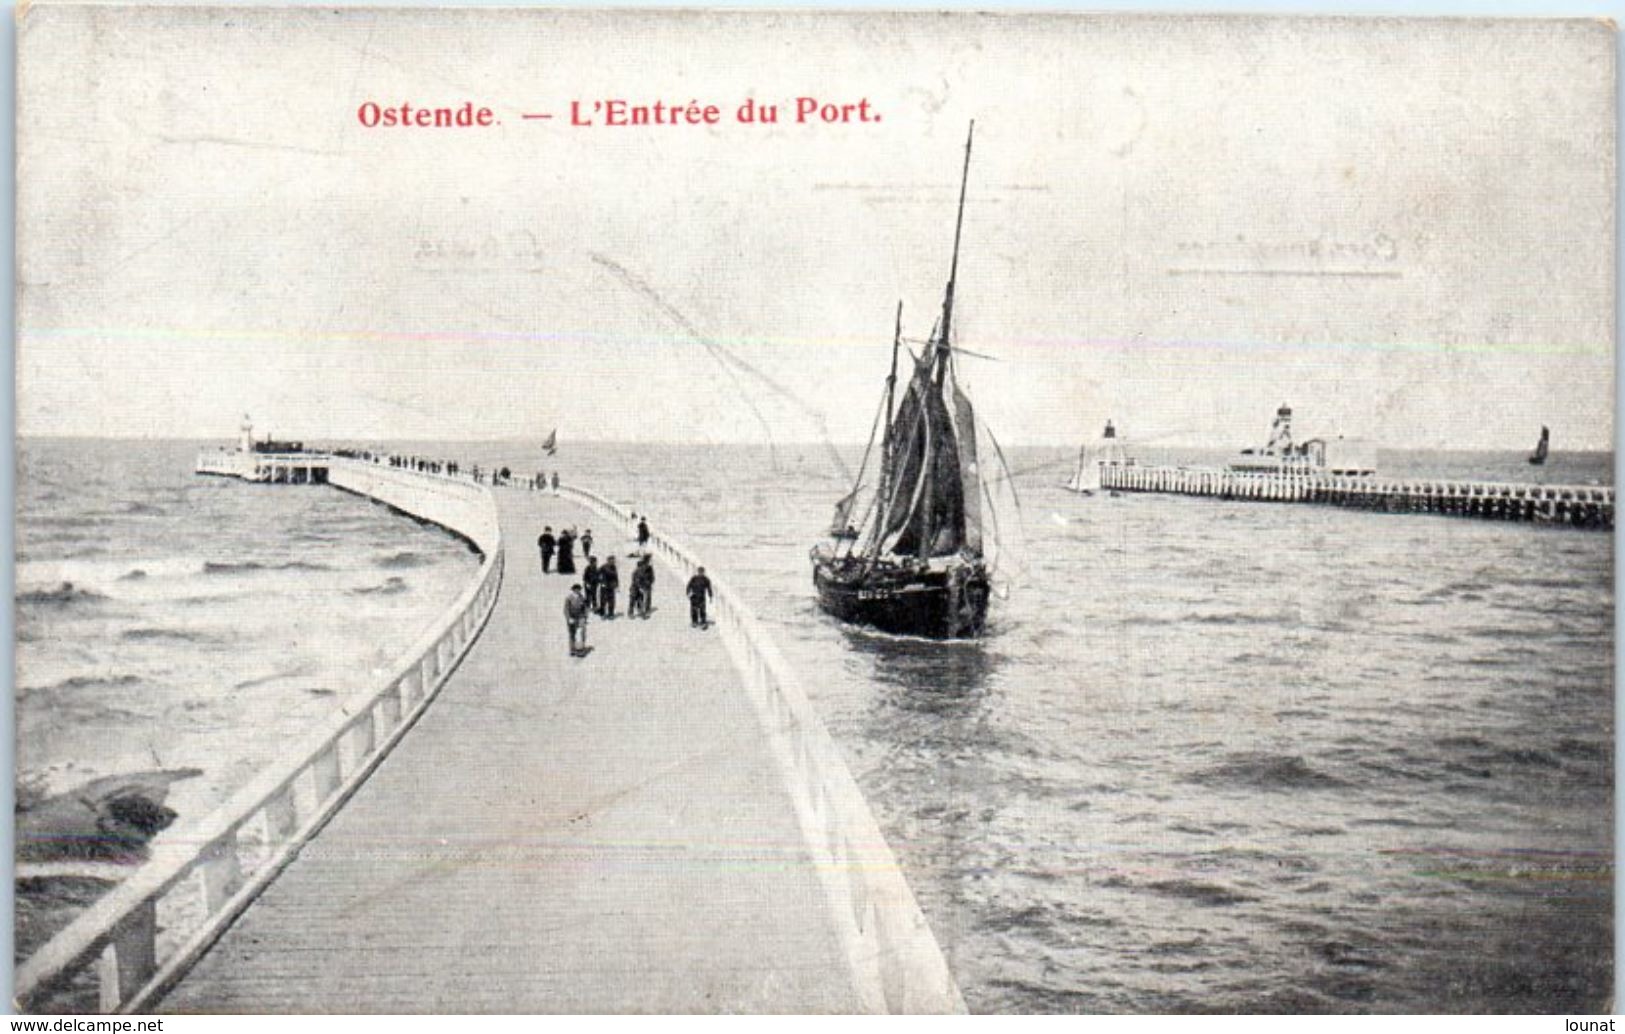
[556,528,576,575]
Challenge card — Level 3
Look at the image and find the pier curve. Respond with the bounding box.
[17,459,504,1014]
[19,460,963,1013]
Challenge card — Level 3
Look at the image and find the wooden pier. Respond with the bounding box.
[1098,464,1614,530]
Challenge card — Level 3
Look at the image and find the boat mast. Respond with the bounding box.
[864,302,905,558]
[937,120,975,372]
[885,301,903,435]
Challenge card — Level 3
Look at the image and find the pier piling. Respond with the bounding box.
[1097,465,1612,530]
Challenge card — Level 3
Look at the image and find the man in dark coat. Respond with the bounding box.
[686,567,714,628]
[537,527,556,573]
[581,528,594,560]
[556,529,576,575]
[599,557,620,618]
[637,517,651,550]
[630,555,655,618]
[583,556,600,613]
[564,584,589,656]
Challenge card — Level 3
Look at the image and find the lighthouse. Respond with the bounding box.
[239,415,254,454]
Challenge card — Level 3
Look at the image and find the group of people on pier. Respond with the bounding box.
[284,444,732,656]
[540,514,716,656]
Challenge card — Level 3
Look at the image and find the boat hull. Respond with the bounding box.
[811,554,990,639]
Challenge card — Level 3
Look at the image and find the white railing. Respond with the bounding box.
[1098,464,1614,521]
[557,484,966,1014]
[17,466,505,1014]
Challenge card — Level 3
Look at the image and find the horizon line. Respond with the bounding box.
[13,433,1618,455]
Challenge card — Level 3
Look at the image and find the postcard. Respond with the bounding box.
[14,6,1615,1014]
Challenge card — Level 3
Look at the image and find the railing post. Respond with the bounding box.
[197,833,244,914]
[312,743,342,801]
[97,900,157,1013]
[353,710,376,760]
[379,685,403,731]
[264,785,299,844]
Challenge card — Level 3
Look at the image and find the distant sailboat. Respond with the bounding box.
[1528,426,1549,466]
[542,429,558,457]
[1065,419,1128,495]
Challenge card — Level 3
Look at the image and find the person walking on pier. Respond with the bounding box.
[637,516,651,551]
[564,584,590,657]
[556,528,576,575]
[583,556,601,613]
[599,556,620,618]
[581,529,594,560]
[687,567,714,629]
[550,472,560,493]
[538,527,556,573]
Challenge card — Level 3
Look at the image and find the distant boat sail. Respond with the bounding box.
[809,122,1012,640]
[1065,419,1126,495]
[1528,426,1549,466]
[543,429,557,456]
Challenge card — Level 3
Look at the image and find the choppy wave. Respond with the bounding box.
[378,551,435,569]
[351,576,410,596]
[120,627,213,644]
[22,673,144,698]
[1186,753,1347,791]
[202,559,332,574]
[18,582,110,608]
[1141,878,1255,907]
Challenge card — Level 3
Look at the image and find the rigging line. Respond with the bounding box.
[587,253,855,480]
[589,254,784,469]
[847,385,888,500]
[986,426,1024,538]
[982,430,1026,589]
[987,426,1022,507]
[901,337,1002,362]
[834,389,890,556]
[981,454,1079,486]
[981,468,1005,578]
[844,471,888,559]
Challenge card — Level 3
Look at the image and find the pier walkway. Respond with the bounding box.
[158,486,865,1011]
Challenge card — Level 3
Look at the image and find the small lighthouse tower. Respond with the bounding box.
[1067,418,1130,493]
[239,415,255,454]
[1264,403,1294,455]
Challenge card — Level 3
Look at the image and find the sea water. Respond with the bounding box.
[15,439,479,953]
[15,438,1613,1012]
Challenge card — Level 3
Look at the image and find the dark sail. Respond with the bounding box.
[952,378,983,555]
[870,123,983,562]
[877,361,930,547]
[1529,426,1550,465]
[881,349,976,559]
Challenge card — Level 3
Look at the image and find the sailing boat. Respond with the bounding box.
[1065,419,1126,495]
[1528,426,1549,466]
[810,123,999,640]
[542,429,557,456]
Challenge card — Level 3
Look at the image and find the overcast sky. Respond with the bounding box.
[17,9,1615,449]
